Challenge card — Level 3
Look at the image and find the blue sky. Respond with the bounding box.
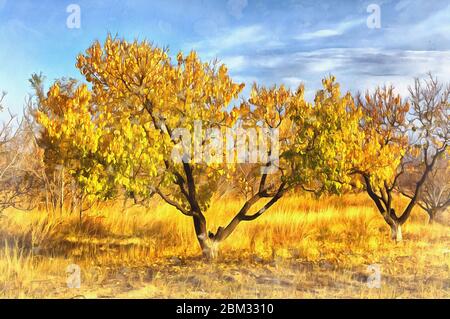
[1,0,450,115]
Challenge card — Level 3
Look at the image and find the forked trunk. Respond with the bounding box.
[383,209,403,242]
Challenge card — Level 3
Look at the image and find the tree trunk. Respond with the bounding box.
[45,186,50,214]
[192,214,215,260]
[381,208,403,242]
[60,166,65,217]
[79,204,83,227]
[429,208,449,225]
[78,194,84,227]
[390,222,403,242]
[427,210,435,224]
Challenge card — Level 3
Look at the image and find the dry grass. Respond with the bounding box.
[0,194,448,298]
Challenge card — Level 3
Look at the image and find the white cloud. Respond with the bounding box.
[219,25,268,49]
[222,55,246,70]
[295,18,364,41]
[186,24,271,57]
[221,54,289,71]
[221,48,450,101]
[410,5,450,39]
[295,29,341,41]
[253,56,286,68]
[282,77,304,88]
[0,18,43,38]
[377,4,450,50]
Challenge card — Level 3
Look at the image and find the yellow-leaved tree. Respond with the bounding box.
[36,36,363,258]
[353,76,449,241]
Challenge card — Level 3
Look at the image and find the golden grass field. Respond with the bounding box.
[0,194,448,299]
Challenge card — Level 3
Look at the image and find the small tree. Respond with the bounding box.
[399,75,450,224]
[27,73,70,214]
[0,92,37,213]
[33,75,117,218]
[354,75,449,241]
[399,154,449,224]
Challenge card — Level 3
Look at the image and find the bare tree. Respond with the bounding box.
[0,92,37,213]
[400,151,449,224]
[400,74,450,224]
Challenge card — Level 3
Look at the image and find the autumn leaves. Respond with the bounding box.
[35,36,448,254]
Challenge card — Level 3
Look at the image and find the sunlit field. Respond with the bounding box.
[1,194,448,299]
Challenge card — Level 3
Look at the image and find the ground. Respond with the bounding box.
[0,194,449,298]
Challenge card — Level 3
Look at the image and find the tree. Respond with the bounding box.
[209,76,363,248]
[354,75,449,241]
[398,75,450,224]
[33,74,117,219]
[399,154,449,224]
[36,36,363,258]
[27,73,67,214]
[0,92,37,213]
